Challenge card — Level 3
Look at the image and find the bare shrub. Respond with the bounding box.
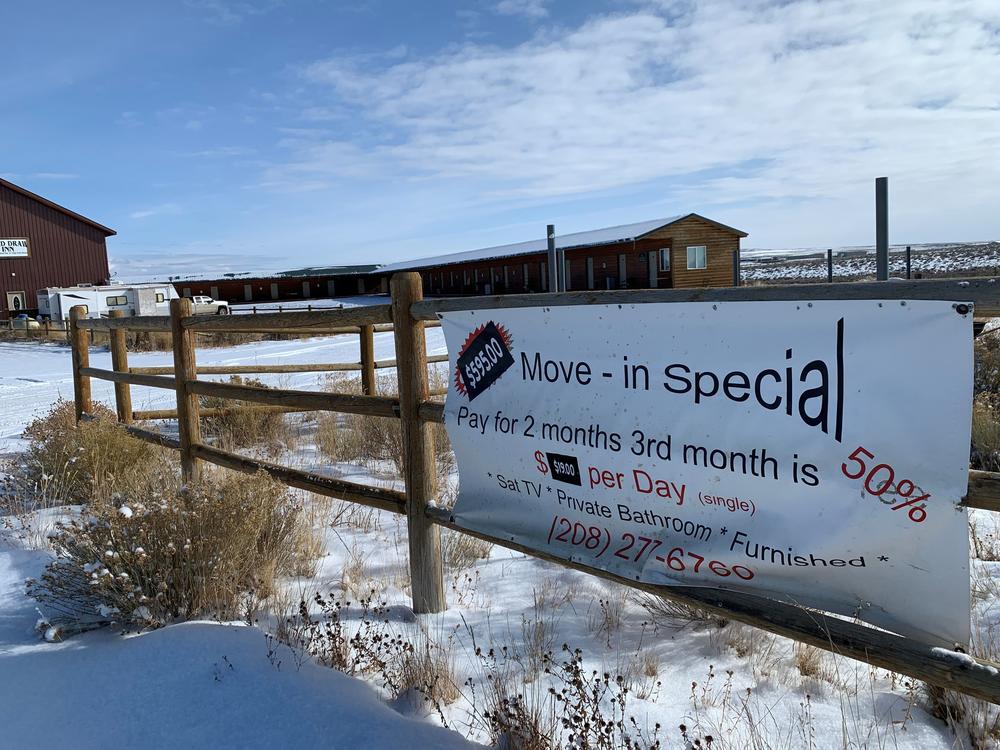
[971,513,1000,562]
[28,470,314,635]
[925,622,1000,749]
[123,330,279,352]
[4,400,174,510]
[721,624,782,681]
[466,643,557,750]
[588,587,629,648]
[124,330,173,352]
[396,634,461,711]
[975,329,1000,397]
[443,529,492,570]
[972,397,1000,471]
[926,683,1000,748]
[636,592,728,631]
[199,376,294,452]
[548,644,663,749]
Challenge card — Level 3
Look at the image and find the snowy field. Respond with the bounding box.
[743,241,1000,283]
[230,295,375,313]
[0,313,995,748]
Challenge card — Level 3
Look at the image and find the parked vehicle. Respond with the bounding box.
[37,284,180,321]
[190,295,230,315]
[11,314,40,330]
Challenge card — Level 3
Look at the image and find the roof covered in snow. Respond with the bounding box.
[378,214,747,272]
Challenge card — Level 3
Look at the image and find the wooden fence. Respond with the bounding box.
[1,318,70,341]
[66,273,1000,704]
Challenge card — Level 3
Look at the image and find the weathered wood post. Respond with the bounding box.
[69,305,92,422]
[360,324,376,395]
[170,298,203,483]
[391,272,446,614]
[109,310,133,424]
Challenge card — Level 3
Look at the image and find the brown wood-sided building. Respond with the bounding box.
[0,178,115,318]
[171,265,381,305]
[377,214,747,295]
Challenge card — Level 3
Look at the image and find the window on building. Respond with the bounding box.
[156,293,165,303]
[686,245,707,270]
[659,248,671,272]
[106,295,128,306]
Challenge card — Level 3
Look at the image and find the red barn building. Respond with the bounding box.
[0,178,114,318]
[376,214,747,295]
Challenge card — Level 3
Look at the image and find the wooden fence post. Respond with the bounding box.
[69,305,92,423]
[360,324,376,395]
[391,272,446,614]
[170,298,203,483]
[109,310,133,424]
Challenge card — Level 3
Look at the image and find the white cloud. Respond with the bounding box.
[185,0,284,24]
[31,172,78,180]
[495,0,548,20]
[130,203,183,220]
[187,146,256,158]
[294,0,1000,244]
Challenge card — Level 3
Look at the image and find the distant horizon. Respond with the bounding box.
[109,236,999,284]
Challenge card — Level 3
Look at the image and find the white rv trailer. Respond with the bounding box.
[36,283,179,321]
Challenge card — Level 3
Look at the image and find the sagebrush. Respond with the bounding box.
[29,470,317,635]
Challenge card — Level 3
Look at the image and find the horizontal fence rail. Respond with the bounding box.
[132,405,317,421]
[79,367,177,390]
[62,276,1000,705]
[424,507,1000,704]
[130,362,366,376]
[411,277,1000,320]
[186,379,401,418]
[183,305,393,331]
[192,443,407,514]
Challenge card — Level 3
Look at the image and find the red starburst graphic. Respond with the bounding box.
[454,322,514,397]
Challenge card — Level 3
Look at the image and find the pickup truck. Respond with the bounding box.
[190,295,230,315]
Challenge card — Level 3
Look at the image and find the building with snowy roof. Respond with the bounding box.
[378,214,748,295]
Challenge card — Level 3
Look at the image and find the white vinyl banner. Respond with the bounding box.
[441,300,973,646]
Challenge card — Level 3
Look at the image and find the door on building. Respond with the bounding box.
[302,281,311,298]
[6,291,26,314]
[244,284,253,302]
[270,283,279,300]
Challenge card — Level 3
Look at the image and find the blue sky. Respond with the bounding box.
[3,0,999,280]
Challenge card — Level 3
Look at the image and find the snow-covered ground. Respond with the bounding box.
[0,546,474,749]
[230,295,380,313]
[743,241,1000,283]
[0,318,991,748]
[0,323,447,457]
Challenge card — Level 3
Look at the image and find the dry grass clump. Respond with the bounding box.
[443,529,493,570]
[199,376,295,452]
[395,635,461,711]
[295,589,460,716]
[792,643,824,679]
[464,641,663,750]
[972,397,1000,472]
[123,330,174,351]
[636,592,729,631]
[4,400,174,512]
[123,330,290,352]
[315,373,453,479]
[28,470,317,636]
